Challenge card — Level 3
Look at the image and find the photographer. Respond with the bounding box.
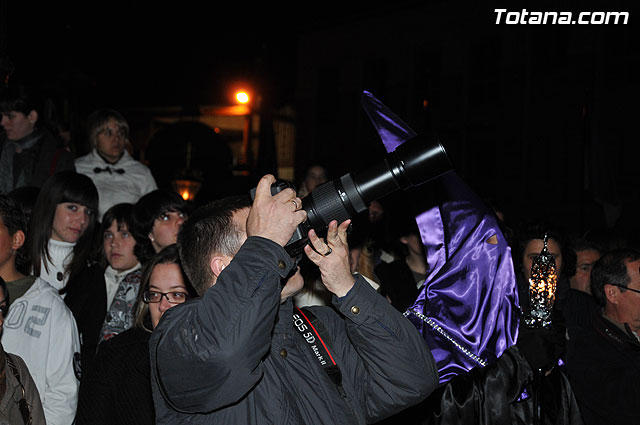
[150,174,438,424]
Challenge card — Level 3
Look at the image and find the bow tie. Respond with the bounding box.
[93,166,125,175]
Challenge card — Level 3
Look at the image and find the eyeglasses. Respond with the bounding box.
[610,284,640,295]
[143,290,189,304]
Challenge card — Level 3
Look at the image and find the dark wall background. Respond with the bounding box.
[2,0,638,241]
[293,1,639,241]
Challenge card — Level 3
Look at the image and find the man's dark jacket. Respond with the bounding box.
[150,237,438,424]
[565,289,640,425]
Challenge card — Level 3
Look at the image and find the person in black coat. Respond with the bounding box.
[0,84,75,193]
[75,244,196,425]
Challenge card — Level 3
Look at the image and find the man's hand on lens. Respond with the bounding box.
[304,219,355,298]
[247,174,307,247]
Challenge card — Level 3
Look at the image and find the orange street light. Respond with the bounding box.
[236,91,250,104]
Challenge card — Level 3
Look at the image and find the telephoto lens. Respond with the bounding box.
[283,132,452,257]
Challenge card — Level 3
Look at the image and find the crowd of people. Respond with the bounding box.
[0,83,637,425]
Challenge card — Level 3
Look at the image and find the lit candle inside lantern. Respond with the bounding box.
[524,233,558,328]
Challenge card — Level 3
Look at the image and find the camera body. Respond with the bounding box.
[251,132,452,257]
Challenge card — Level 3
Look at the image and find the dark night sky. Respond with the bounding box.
[3,2,431,110]
[5,1,636,110]
[4,3,298,108]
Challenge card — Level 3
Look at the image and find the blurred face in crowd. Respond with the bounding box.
[103,220,138,272]
[51,203,92,243]
[148,263,189,329]
[368,200,384,224]
[96,118,126,163]
[605,259,640,333]
[570,249,601,294]
[149,211,186,253]
[522,238,563,281]
[1,110,37,141]
[303,166,327,193]
[401,233,425,259]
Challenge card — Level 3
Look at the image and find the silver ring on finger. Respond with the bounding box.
[291,199,299,210]
[322,247,332,256]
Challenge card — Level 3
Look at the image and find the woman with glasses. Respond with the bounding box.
[75,244,196,425]
[75,109,157,221]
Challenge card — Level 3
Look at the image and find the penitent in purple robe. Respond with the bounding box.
[360,91,520,384]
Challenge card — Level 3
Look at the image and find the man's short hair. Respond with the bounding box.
[591,248,640,307]
[177,195,252,296]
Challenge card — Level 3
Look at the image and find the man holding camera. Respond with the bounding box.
[150,174,438,424]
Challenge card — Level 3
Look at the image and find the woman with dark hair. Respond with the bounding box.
[75,109,157,220]
[75,244,196,425]
[0,84,75,193]
[25,170,98,293]
[131,190,189,264]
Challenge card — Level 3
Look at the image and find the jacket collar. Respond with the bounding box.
[92,148,132,166]
[596,313,640,350]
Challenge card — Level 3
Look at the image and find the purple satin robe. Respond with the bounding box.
[360,91,520,384]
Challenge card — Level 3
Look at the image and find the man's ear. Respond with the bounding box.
[27,110,38,125]
[12,230,25,250]
[604,284,619,305]
[210,255,229,279]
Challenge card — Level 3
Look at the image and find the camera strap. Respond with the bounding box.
[292,307,345,397]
